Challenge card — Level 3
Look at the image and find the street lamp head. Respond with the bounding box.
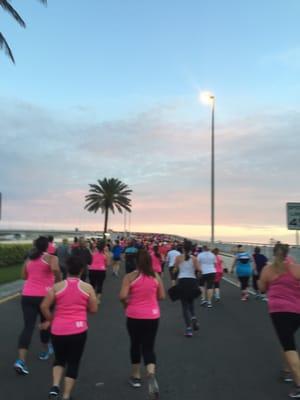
[199,91,215,105]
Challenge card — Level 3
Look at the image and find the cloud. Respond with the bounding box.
[1,98,299,241]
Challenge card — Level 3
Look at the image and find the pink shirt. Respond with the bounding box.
[151,253,162,273]
[126,274,160,319]
[215,255,223,274]
[51,278,89,335]
[268,267,300,314]
[22,256,55,297]
[89,251,106,271]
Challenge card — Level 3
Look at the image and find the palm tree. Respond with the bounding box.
[0,0,47,63]
[85,178,132,234]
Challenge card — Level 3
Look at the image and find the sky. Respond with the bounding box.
[1,0,300,243]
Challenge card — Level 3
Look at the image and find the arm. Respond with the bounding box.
[119,275,131,307]
[21,262,28,280]
[231,258,236,273]
[155,273,166,300]
[87,285,98,313]
[193,256,201,273]
[258,265,271,293]
[288,263,300,280]
[40,289,56,329]
[49,255,62,282]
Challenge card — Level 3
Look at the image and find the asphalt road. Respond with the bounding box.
[0,268,297,400]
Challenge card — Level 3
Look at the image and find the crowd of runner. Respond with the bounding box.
[11,233,300,399]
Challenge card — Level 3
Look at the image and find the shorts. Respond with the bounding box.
[201,273,216,289]
[270,312,300,351]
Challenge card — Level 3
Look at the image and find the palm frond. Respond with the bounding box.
[0,0,26,27]
[0,32,15,63]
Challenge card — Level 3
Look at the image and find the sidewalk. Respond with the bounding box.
[0,280,22,300]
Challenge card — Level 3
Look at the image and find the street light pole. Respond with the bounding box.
[211,96,215,248]
[200,91,216,248]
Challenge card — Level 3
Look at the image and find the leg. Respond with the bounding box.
[51,334,67,388]
[181,299,192,328]
[63,332,87,399]
[18,296,41,360]
[96,271,106,303]
[126,318,142,378]
[206,274,215,306]
[89,270,97,290]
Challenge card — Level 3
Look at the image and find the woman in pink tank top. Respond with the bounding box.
[88,241,107,304]
[259,243,300,398]
[212,248,223,301]
[14,236,61,376]
[120,249,165,398]
[150,245,163,274]
[40,255,97,400]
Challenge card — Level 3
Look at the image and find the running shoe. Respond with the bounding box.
[48,386,60,398]
[38,350,51,361]
[148,374,159,399]
[289,385,300,398]
[214,296,220,302]
[191,317,199,331]
[241,295,248,301]
[207,302,213,308]
[128,377,142,388]
[184,327,193,337]
[200,300,208,307]
[48,343,54,355]
[14,359,29,375]
[280,370,293,383]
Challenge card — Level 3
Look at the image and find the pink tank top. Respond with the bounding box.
[126,274,160,319]
[268,268,300,314]
[89,251,106,271]
[22,255,55,297]
[151,253,162,273]
[51,278,89,335]
[215,255,223,274]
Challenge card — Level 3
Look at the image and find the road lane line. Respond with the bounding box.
[222,276,256,296]
[0,292,20,305]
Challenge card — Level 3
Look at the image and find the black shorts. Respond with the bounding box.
[201,273,216,289]
[270,312,300,351]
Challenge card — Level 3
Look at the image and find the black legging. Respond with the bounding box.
[52,331,87,379]
[238,276,250,290]
[126,318,159,365]
[181,299,196,327]
[89,270,106,294]
[18,296,50,349]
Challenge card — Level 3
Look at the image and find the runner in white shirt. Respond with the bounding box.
[197,245,216,308]
[166,245,181,286]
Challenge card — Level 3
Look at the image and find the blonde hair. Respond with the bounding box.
[271,243,289,273]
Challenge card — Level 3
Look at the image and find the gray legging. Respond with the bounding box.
[181,299,196,328]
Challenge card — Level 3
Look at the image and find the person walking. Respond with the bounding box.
[252,246,268,299]
[174,240,201,337]
[166,244,181,286]
[259,243,300,398]
[111,239,123,277]
[40,256,98,400]
[88,241,107,304]
[14,236,61,375]
[150,245,163,275]
[212,248,224,302]
[124,239,138,274]
[197,245,216,308]
[119,249,165,399]
[231,245,253,301]
[71,238,92,282]
[56,239,70,279]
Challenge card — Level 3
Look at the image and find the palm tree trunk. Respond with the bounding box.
[103,207,109,234]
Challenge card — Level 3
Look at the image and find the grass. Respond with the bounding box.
[0,264,22,285]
